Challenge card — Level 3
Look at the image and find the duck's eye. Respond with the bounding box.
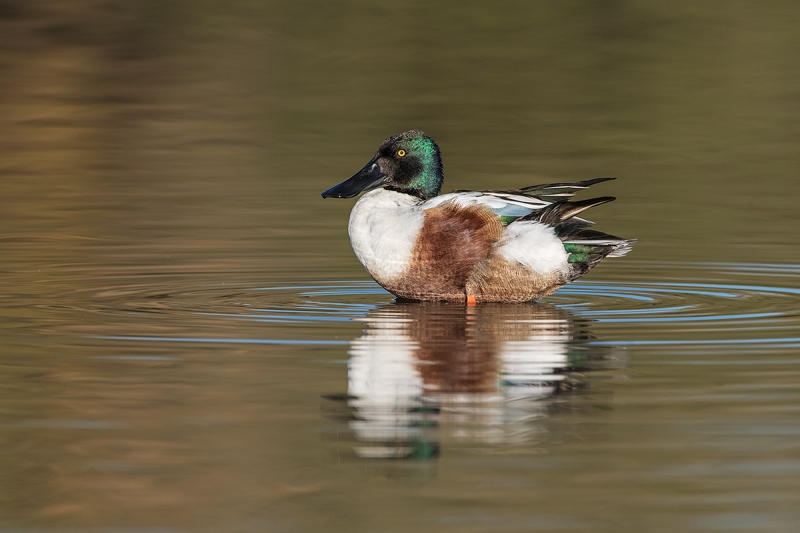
[397,149,406,157]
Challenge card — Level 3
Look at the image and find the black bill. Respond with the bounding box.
[321,157,387,199]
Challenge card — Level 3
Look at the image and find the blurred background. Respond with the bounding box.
[2,1,800,532]
[3,0,799,275]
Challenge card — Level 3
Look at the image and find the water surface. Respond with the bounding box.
[2,2,800,532]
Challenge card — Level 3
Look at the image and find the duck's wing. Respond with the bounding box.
[503,177,615,203]
[425,177,615,224]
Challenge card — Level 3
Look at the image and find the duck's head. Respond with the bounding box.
[321,130,443,200]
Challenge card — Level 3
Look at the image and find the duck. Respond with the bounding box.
[321,129,634,303]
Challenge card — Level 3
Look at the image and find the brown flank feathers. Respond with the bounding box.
[384,201,502,301]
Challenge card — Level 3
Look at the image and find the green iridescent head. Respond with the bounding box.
[321,130,444,200]
[375,130,443,199]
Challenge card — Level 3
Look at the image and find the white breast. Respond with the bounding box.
[348,189,425,284]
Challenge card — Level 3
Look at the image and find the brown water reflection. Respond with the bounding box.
[325,302,622,461]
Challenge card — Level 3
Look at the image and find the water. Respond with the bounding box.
[2,2,800,532]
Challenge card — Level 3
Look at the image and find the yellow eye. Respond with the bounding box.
[397,149,406,157]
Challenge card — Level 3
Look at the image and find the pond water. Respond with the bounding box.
[2,2,800,532]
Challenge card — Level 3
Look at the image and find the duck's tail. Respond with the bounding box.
[559,226,635,279]
[523,196,636,280]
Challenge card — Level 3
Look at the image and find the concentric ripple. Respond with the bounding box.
[77,262,800,349]
[552,263,800,348]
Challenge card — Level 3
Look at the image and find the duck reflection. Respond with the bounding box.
[323,301,623,460]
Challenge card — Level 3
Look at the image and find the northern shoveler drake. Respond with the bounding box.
[321,129,634,303]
